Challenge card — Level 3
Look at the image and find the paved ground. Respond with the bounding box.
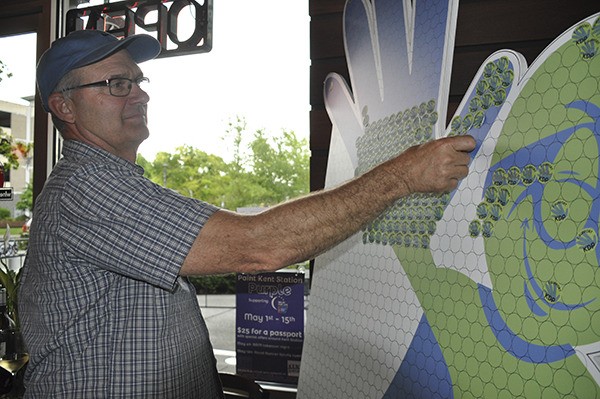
[198,294,303,398]
[197,295,238,374]
[197,276,309,399]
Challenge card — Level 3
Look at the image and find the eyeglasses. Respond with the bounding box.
[62,77,150,97]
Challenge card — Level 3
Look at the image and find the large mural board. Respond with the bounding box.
[298,0,600,397]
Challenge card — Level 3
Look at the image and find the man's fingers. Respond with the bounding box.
[456,151,471,167]
[454,164,469,180]
[400,135,475,195]
[447,135,476,153]
[441,163,468,182]
[436,139,472,192]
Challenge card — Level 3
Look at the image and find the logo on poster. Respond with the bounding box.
[287,360,301,377]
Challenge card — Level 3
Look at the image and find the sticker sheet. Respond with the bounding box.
[298,0,600,397]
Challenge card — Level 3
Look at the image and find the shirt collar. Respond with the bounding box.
[61,140,145,175]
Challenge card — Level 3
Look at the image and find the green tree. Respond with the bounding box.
[16,182,32,215]
[248,128,310,204]
[0,60,12,83]
[138,146,231,206]
[220,117,310,209]
[138,145,227,204]
[219,117,269,209]
[138,117,310,211]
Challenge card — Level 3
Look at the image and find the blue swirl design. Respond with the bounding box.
[484,100,599,316]
[478,284,576,363]
[384,314,453,399]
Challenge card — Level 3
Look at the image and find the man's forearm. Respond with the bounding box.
[181,135,475,276]
[252,156,413,266]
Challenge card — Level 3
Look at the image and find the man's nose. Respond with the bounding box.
[129,81,150,103]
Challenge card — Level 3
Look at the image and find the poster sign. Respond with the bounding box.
[236,272,304,384]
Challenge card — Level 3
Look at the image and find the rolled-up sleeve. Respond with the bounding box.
[60,164,219,291]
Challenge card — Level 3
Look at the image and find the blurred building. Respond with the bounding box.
[0,95,34,218]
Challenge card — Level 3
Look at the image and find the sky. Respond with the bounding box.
[0,0,310,161]
[0,34,37,103]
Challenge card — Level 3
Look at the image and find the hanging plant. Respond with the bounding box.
[14,141,33,159]
[0,128,21,171]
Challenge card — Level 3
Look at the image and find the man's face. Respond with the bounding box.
[66,50,150,160]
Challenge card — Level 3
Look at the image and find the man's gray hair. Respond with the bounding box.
[50,69,81,134]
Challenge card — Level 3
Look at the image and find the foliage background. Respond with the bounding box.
[138,118,311,293]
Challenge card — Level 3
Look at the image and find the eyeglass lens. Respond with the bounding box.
[109,78,148,97]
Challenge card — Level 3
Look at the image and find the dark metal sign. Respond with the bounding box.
[0,188,13,201]
[65,0,212,58]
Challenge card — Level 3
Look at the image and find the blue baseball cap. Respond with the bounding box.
[37,30,161,112]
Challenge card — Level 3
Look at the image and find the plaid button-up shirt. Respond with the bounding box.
[19,140,224,398]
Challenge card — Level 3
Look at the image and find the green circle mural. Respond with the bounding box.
[299,4,600,398]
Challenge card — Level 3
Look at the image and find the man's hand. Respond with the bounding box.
[394,135,476,195]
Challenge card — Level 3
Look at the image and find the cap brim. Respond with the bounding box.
[38,32,161,112]
[72,34,161,70]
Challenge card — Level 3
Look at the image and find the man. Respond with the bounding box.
[19,30,475,397]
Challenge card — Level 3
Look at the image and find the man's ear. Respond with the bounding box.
[47,92,75,123]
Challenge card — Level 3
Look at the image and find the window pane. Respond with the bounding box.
[0,32,36,222]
